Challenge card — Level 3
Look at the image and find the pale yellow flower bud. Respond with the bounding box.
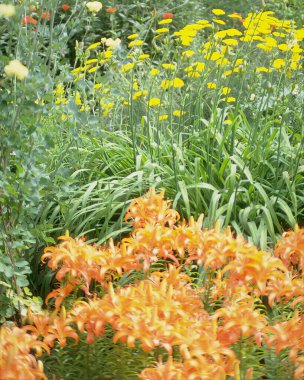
[4,60,29,80]
[105,38,121,50]
[86,1,102,13]
[0,4,16,18]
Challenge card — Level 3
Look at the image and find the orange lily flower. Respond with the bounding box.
[275,225,304,272]
[125,188,180,228]
[0,326,49,380]
[42,308,78,348]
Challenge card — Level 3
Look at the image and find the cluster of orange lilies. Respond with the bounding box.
[1,189,304,379]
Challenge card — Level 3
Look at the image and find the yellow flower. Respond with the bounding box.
[139,54,150,60]
[127,33,139,40]
[226,67,238,76]
[223,38,238,46]
[53,84,65,95]
[292,44,303,53]
[159,114,168,121]
[128,40,144,47]
[161,78,184,89]
[94,83,102,90]
[34,98,45,105]
[4,60,28,80]
[226,29,242,37]
[182,50,195,57]
[86,59,98,64]
[74,73,85,82]
[228,13,243,19]
[161,79,171,89]
[173,110,185,117]
[223,97,236,102]
[278,43,290,52]
[187,71,200,78]
[61,114,72,121]
[222,87,231,95]
[71,67,82,75]
[273,59,286,69]
[221,46,229,55]
[162,63,175,70]
[291,52,301,62]
[103,50,113,59]
[256,43,273,52]
[182,37,194,46]
[207,82,217,89]
[212,9,225,16]
[213,19,226,25]
[148,98,161,107]
[88,66,98,73]
[0,4,15,17]
[155,28,169,34]
[205,51,222,61]
[265,37,277,48]
[102,102,114,109]
[193,61,205,72]
[184,66,193,72]
[196,19,210,25]
[133,90,148,100]
[86,1,103,13]
[53,84,67,104]
[121,63,134,73]
[171,77,184,88]
[158,19,172,25]
[86,42,101,50]
[295,28,304,41]
[80,64,92,72]
[256,67,272,73]
[150,68,159,76]
[75,92,82,105]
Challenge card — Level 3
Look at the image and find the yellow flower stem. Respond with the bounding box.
[129,70,137,168]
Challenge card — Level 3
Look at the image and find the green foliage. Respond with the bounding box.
[36,104,303,253]
[0,0,89,322]
[42,329,159,380]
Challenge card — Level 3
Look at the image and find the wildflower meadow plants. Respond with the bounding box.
[0,0,304,379]
[41,5,304,252]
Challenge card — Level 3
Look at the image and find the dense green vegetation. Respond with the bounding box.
[0,0,304,378]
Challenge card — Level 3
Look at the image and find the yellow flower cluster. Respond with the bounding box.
[161,77,184,89]
[55,9,304,124]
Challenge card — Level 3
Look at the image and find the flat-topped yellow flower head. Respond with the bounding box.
[86,1,102,13]
[0,4,16,18]
[4,60,28,80]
